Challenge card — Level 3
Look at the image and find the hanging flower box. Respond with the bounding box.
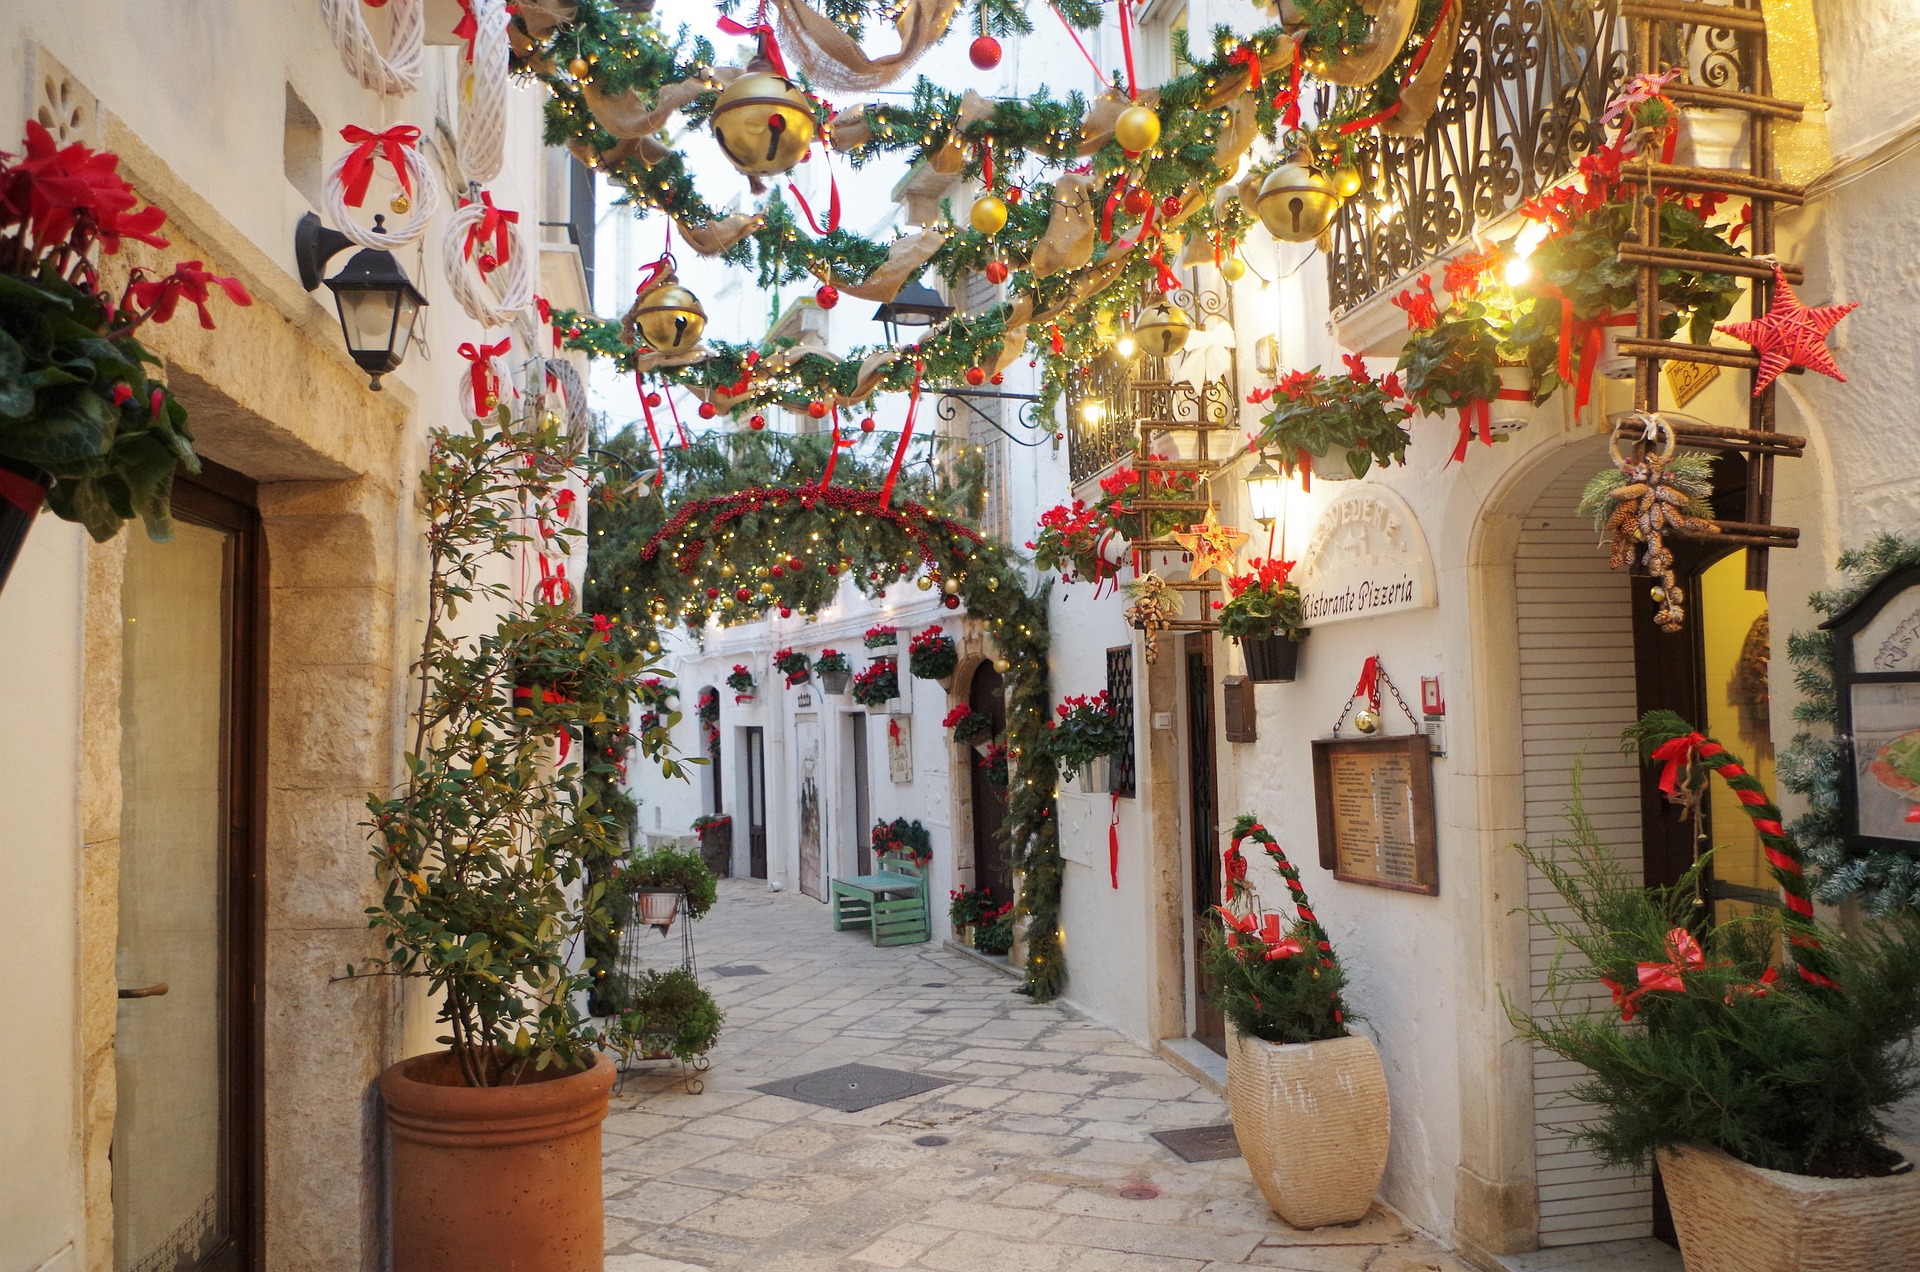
[1392,262,1549,460]
[773,647,811,686]
[863,624,898,649]
[943,703,995,747]
[977,742,1011,790]
[850,657,898,708]
[816,648,851,694]
[908,624,958,682]
[1252,358,1413,482]
[1046,691,1127,779]
[1215,558,1308,683]
[725,663,755,702]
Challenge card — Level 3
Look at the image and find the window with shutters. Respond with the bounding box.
[1107,646,1137,798]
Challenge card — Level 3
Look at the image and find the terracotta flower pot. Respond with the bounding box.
[635,887,680,932]
[1226,1029,1390,1228]
[381,1050,616,1272]
[1659,1142,1920,1272]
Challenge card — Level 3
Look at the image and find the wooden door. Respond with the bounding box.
[1184,634,1225,1055]
[967,663,1012,904]
[115,471,264,1272]
[743,726,770,881]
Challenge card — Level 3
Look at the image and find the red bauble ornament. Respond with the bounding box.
[769,565,785,578]
[698,401,718,419]
[734,586,752,602]
[779,606,793,618]
[826,563,839,575]
[1123,187,1153,216]
[860,416,876,433]
[815,284,840,310]
[984,260,1010,285]
[788,555,804,570]
[991,372,1004,385]
[969,35,1002,69]
[1160,194,1184,218]
[1716,264,1859,395]
[942,594,961,610]
[965,367,987,386]
[749,414,767,430]
[705,587,721,600]
[807,400,829,419]
[1005,186,1022,205]
[644,391,662,408]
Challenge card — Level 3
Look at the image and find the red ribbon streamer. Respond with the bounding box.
[1449,398,1491,464]
[1274,44,1303,130]
[636,372,668,472]
[980,138,994,192]
[1101,176,1127,243]
[462,191,519,270]
[1109,793,1121,890]
[787,165,841,234]
[0,465,47,516]
[536,555,573,605]
[337,124,420,208]
[458,338,511,418]
[879,360,924,506]
[716,16,788,77]
[453,0,479,61]
[819,419,856,488]
[1048,4,1107,84]
[1353,655,1380,713]
[1149,246,1181,295]
[1117,0,1139,102]
[1335,0,1456,135]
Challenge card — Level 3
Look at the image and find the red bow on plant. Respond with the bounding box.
[1214,906,1303,960]
[1226,43,1262,94]
[337,124,420,208]
[462,192,518,273]
[1601,927,1717,1023]
[1650,731,1712,796]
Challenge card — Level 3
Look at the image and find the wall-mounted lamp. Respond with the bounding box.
[1244,451,1286,528]
[872,277,953,346]
[295,211,428,390]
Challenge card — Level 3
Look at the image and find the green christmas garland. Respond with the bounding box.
[1778,534,1920,913]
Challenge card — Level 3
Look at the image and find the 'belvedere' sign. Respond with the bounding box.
[1294,485,1436,628]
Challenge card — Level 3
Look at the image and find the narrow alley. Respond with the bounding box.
[604,881,1474,1272]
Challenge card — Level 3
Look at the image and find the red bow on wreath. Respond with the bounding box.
[337,124,419,208]
[462,192,518,274]
[457,338,513,418]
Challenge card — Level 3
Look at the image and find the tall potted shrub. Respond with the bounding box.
[359,417,688,1272]
[1215,557,1306,683]
[1511,715,1920,1272]
[1207,814,1388,1228]
[0,121,249,593]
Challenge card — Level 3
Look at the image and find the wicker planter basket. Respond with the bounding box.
[1226,1029,1390,1228]
[1659,1143,1920,1272]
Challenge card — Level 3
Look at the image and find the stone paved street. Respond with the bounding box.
[603,880,1477,1272]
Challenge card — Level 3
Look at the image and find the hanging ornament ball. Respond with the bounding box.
[1220,255,1248,283]
[698,401,718,419]
[646,638,661,653]
[779,606,793,618]
[1256,163,1343,242]
[1160,194,1184,219]
[943,578,961,595]
[706,587,721,600]
[1006,186,1023,206]
[1354,707,1381,735]
[749,414,767,430]
[633,275,708,351]
[943,594,961,610]
[970,193,1009,235]
[1123,186,1153,217]
[1331,166,1365,199]
[994,657,1010,672]
[568,56,590,78]
[807,400,829,419]
[391,192,412,215]
[711,67,817,177]
[859,416,876,433]
[644,392,662,408]
[769,565,785,578]
[1650,585,1667,603]
[969,34,1003,69]
[965,366,987,386]
[984,260,1010,285]
[815,284,840,310]
[916,575,934,591]
[990,372,1004,385]
[735,586,752,603]
[826,563,839,575]
[1114,104,1162,154]
[788,555,805,570]
[1133,294,1194,357]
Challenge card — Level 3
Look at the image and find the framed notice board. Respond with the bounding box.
[1311,735,1439,896]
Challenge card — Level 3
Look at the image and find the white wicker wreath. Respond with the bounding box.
[442,196,533,326]
[457,0,513,184]
[319,0,425,97]
[322,129,441,248]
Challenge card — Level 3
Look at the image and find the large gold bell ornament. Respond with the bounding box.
[1256,163,1343,242]
[1114,104,1162,154]
[711,67,816,177]
[1132,294,1193,357]
[970,193,1009,235]
[633,275,708,352]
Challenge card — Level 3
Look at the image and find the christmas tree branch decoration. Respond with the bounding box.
[1579,416,1717,632]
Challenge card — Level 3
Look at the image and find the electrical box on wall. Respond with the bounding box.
[1421,674,1446,756]
[1222,676,1257,743]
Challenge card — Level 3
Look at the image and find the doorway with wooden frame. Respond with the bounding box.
[966,661,1013,906]
[1182,632,1225,1056]
[114,467,266,1272]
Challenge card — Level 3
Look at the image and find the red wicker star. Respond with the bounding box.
[1716,265,1857,396]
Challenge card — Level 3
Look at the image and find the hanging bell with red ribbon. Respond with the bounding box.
[632,273,707,352]
[712,58,816,178]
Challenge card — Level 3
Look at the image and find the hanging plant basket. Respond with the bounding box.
[1077,755,1112,793]
[1241,632,1306,683]
[634,888,681,933]
[820,668,850,694]
[1490,364,1535,437]
[0,457,52,594]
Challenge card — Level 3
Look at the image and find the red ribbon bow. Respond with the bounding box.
[1353,655,1381,713]
[457,338,512,418]
[337,124,419,208]
[453,0,480,61]
[1450,398,1492,464]
[536,555,573,606]
[1602,927,1710,1022]
[463,192,519,272]
[1650,731,1711,796]
[1227,44,1262,94]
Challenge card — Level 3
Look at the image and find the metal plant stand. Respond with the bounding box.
[610,887,710,1093]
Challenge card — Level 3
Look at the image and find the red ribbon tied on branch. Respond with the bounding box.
[457,338,512,418]
[1213,906,1303,960]
[1450,398,1491,464]
[1601,926,1712,1023]
[818,419,857,489]
[1650,730,1710,796]
[1353,655,1381,713]
[337,124,420,208]
[1227,44,1262,95]
[462,192,519,273]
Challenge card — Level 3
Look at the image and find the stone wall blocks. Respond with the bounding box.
[268,663,393,789]
[268,789,387,928]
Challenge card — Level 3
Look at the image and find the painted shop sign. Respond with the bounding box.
[1295,485,1437,627]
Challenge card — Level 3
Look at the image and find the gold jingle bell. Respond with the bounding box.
[711,66,816,177]
[1353,707,1380,735]
[1256,163,1343,242]
[633,275,707,352]
[1114,104,1161,154]
[1132,294,1193,358]
[970,193,1009,235]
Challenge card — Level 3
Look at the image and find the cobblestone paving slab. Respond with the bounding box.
[607,880,1476,1271]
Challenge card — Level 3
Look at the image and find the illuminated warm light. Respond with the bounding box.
[1511,220,1549,260]
[1504,258,1533,287]
[1115,334,1138,359]
[1080,399,1107,425]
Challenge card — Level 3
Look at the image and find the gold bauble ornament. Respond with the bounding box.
[632,275,707,352]
[568,56,590,78]
[1256,163,1343,242]
[994,657,1011,673]
[646,639,661,653]
[1114,104,1162,154]
[1354,707,1380,735]
[943,578,961,595]
[1132,294,1193,357]
[1331,166,1364,198]
[1220,255,1247,282]
[711,67,816,177]
[390,193,411,215]
[916,575,934,591]
[970,193,1009,235]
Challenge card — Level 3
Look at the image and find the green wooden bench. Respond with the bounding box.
[830,852,930,946]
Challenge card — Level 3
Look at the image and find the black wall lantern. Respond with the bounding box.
[295,211,427,390]
[1821,563,1920,854]
[872,277,952,345]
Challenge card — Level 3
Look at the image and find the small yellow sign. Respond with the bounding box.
[1666,359,1721,409]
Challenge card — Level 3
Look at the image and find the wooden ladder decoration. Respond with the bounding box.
[1615,0,1806,590]
[1128,376,1227,631]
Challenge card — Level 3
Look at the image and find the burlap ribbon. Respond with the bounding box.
[1078,89,1162,157]
[1031,173,1097,278]
[583,71,743,140]
[515,0,577,39]
[678,213,766,256]
[1314,0,1419,86]
[809,230,948,301]
[928,90,998,174]
[1381,0,1461,137]
[851,349,900,400]
[633,348,712,376]
[769,0,961,93]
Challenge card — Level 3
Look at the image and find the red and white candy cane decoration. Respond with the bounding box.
[320,0,424,97]
[1223,813,1349,1025]
[324,123,441,248]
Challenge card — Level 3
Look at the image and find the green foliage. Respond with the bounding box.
[613,966,724,1063]
[1045,691,1127,770]
[906,623,958,680]
[873,816,934,865]
[1256,366,1414,479]
[851,657,899,706]
[975,906,1016,954]
[624,843,719,920]
[1509,777,1920,1178]
[1204,815,1351,1044]
[1577,452,1715,531]
[1215,560,1303,642]
[1395,303,1504,418]
[356,415,689,1088]
[815,648,851,675]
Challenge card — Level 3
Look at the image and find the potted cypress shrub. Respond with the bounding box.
[816,648,852,694]
[623,843,718,934]
[0,121,250,593]
[359,417,690,1272]
[1511,712,1920,1272]
[691,813,732,878]
[1215,557,1306,683]
[1207,814,1388,1228]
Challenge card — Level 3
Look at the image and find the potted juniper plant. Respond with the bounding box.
[621,842,718,934]
[1207,814,1388,1228]
[1511,712,1920,1272]
[1254,356,1414,481]
[357,415,689,1271]
[1215,557,1306,683]
[815,647,852,694]
[0,120,250,593]
[1047,691,1127,792]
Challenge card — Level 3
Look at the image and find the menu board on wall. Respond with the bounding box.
[1311,736,1439,895]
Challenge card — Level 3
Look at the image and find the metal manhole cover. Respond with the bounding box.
[1149,1123,1241,1163]
[751,1063,951,1112]
[711,964,769,977]
[912,1134,950,1146]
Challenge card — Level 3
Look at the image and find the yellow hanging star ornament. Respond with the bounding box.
[1172,508,1249,581]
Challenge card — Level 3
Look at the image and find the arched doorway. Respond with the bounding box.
[966,662,1012,905]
